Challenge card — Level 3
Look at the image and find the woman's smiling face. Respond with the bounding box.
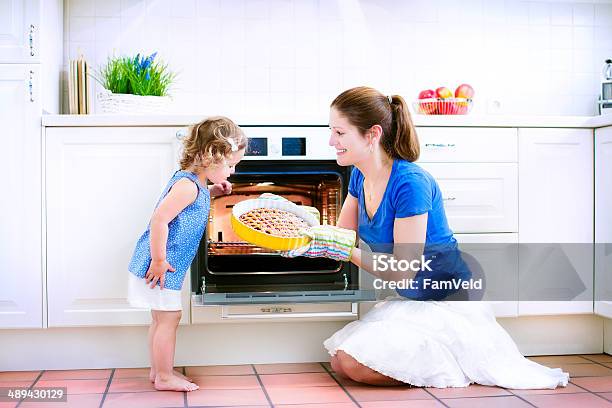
[328,107,371,167]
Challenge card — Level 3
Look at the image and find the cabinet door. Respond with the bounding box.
[518,128,593,315]
[0,0,40,62]
[595,126,612,318]
[419,163,518,233]
[0,64,42,328]
[455,233,519,317]
[46,127,191,326]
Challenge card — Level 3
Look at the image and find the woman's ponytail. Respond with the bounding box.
[331,87,420,162]
[387,95,419,162]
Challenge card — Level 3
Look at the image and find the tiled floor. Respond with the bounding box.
[2,354,612,407]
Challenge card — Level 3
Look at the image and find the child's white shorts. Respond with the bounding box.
[128,273,182,311]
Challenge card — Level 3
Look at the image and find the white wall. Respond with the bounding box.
[63,0,612,117]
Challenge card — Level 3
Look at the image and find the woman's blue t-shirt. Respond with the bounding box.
[349,159,471,300]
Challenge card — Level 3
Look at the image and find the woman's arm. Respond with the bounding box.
[350,213,428,283]
[336,194,358,231]
[146,178,198,288]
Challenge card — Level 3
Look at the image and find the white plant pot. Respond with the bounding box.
[97,89,172,114]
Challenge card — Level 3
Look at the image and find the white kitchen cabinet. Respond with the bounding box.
[455,233,519,317]
[595,126,612,318]
[0,0,40,62]
[45,126,191,326]
[420,163,518,233]
[518,128,593,315]
[417,127,518,163]
[0,64,42,328]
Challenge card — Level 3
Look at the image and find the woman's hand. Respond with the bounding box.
[209,181,232,196]
[284,225,356,262]
[145,259,176,289]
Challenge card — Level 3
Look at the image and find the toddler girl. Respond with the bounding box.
[128,116,247,392]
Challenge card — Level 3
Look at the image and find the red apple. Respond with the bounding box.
[455,83,474,99]
[418,89,435,99]
[435,86,453,99]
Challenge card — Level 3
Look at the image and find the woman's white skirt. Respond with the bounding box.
[128,273,182,311]
[324,298,569,389]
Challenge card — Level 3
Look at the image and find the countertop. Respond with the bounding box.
[41,113,612,128]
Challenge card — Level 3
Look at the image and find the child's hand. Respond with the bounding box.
[209,181,232,197]
[145,259,176,290]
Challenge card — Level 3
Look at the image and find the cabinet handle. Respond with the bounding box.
[29,24,35,57]
[443,196,456,201]
[176,129,187,139]
[425,143,456,148]
[28,70,34,102]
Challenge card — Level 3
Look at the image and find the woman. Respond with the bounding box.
[288,86,569,389]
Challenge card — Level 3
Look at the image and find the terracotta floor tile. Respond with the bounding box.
[0,371,39,382]
[108,377,156,393]
[254,363,326,374]
[581,354,612,363]
[276,404,356,408]
[509,382,587,395]
[19,393,103,408]
[572,376,612,392]
[113,368,150,379]
[360,401,446,408]
[521,392,612,408]
[0,381,34,388]
[0,402,17,408]
[192,374,261,389]
[321,362,333,371]
[103,391,184,408]
[558,363,612,377]
[260,372,337,388]
[597,392,612,401]
[187,388,269,406]
[442,395,534,408]
[185,364,255,376]
[427,384,511,399]
[35,379,108,395]
[266,386,352,405]
[344,385,432,402]
[528,355,592,365]
[40,369,111,380]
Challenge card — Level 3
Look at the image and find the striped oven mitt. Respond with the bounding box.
[285,225,356,262]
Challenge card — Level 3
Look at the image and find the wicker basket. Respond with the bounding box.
[97,89,172,114]
[412,98,473,115]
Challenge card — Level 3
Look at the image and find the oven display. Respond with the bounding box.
[282,137,306,156]
[246,138,268,156]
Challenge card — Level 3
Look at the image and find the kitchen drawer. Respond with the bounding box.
[416,127,518,163]
[420,163,518,233]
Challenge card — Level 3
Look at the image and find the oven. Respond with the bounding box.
[190,126,375,313]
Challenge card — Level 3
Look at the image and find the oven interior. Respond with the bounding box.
[191,161,368,301]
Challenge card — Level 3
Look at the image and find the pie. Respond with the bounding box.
[239,208,310,237]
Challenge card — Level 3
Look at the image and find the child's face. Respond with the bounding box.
[206,148,245,184]
[328,107,371,167]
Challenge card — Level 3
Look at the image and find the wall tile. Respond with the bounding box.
[64,0,610,116]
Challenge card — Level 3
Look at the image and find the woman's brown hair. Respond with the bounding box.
[179,116,247,171]
[331,86,419,162]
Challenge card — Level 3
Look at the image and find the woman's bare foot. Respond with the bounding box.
[150,369,193,383]
[154,374,199,392]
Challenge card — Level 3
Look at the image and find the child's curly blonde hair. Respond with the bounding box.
[179,116,247,171]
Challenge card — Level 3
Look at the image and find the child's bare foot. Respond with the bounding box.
[154,374,199,392]
[149,369,192,383]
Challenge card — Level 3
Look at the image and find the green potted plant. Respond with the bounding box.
[95,52,176,113]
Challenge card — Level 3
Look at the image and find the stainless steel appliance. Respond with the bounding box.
[598,59,612,115]
[190,126,374,306]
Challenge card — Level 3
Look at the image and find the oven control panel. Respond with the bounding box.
[242,126,335,160]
